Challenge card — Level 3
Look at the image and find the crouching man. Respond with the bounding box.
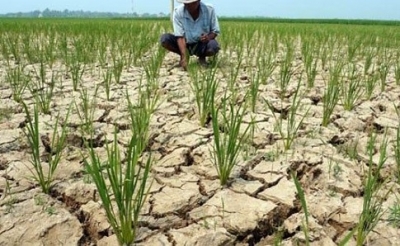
[160,0,221,70]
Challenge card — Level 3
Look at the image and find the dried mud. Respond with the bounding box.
[1,44,400,246]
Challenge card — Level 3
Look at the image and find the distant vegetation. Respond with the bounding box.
[1,8,400,26]
[0,8,167,18]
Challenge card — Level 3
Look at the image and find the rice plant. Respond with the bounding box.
[322,62,342,127]
[301,37,319,88]
[388,202,400,228]
[248,69,261,113]
[278,41,294,99]
[75,87,98,136]
[102,68,113,101]
[364,72,379,100]
[292,171,310,246]
[395,123,400,183]
[266,78,309,150]
[21,101,71,194]
[84,129,153,246]
[29,60,57,115]
[70,61,86,91]
[5,64,30,103]
[188,65,219,127]
[340,132,390,245]
[355,132,389,245]
[210,92,251,186]
[341,63,364,111]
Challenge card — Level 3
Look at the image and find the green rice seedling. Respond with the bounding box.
[210,92,251,186]
[70,61,86,91]
[319,46,329,71]
[43,30,57,69]
[221,42,244,100]
[278,41,294,99]
[143,46,165,84]
[21,101,71,194]
[341,63,364,111]
[394,52,400,85]
[363,48,375,76]
[395,123,400,183]
[378,62,390,93]
[388,202,400,228]
[75,87,98,136]
[188,64,219,127]
[112,57,124,84]
[322,62,343,127]
[355,132,389,245]
[266,77,309,151]
[347,35,362,62]
[84,129,153,246]
[102,68,113,101]
[248,69,261,113]
[340,132,390,245]
[5,33,21,63]
[5,64,30,103]
[291,171,310,246]
[257,46,277,86]
[126,79,159,154]
[29,60,56,115]
[301,37,320,88]
[377,48,392,92]
[364,71,379,100]
[22,34,40,64]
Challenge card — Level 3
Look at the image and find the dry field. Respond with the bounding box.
[1,19,400,246]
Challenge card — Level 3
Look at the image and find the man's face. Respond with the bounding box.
[184,1,200,12]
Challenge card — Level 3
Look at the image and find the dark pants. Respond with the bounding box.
[160,33,220,57]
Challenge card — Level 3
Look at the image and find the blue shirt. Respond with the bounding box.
[173,2,220,44]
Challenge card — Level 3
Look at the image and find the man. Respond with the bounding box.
[160,0,221,70]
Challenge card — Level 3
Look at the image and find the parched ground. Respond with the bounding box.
[1,45,400,246]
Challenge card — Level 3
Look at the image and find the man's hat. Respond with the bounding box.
[176,0,198,3]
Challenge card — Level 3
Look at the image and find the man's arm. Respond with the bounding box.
[173,8,188,69]
[177,37,188,70]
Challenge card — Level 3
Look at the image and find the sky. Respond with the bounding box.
[0,0,399,20]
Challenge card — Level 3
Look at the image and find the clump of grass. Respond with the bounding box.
[75,87,98,136]
[339,132,390,245]
[395,125,400,184]
[70,61,86,91]
[278,41,294,99]
[5,64,30,103]
[322,62,342,127]
[341,63,364,111]
[102,68,113,101]
[29,61,57,115]
[291,171,310,246]
[355,132,389,245]
[364,72,379,100]
[388,202,400,228]
[21,101,71,194]
[84,129,153,246]
[84,76,156,245]
[301,38,319,88]
[266,78,309,151]
[188,65,219,127]
[210,93,251,186]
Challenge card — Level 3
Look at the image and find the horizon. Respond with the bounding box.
[0,0,399,21]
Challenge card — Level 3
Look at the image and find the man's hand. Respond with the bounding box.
[200,33,210,43]
[200,33,216,43]
[179,56,187,71]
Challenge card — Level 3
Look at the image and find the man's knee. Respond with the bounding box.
[206,39,220,55]
[160,33,171,46]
